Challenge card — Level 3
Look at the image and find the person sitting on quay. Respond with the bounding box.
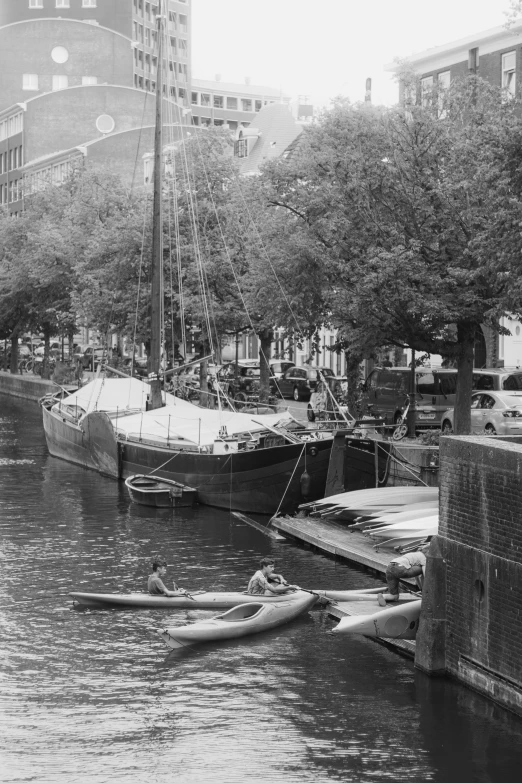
[377,539,432,606]
[148,559,188,597]
[247,557,299,595]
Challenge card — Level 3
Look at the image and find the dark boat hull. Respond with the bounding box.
[42,406,332,514]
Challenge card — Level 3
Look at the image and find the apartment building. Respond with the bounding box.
[387,21,522,369]
[190,77,290,130]
[387,20,522,109]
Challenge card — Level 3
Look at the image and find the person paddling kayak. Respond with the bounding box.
[148,559,189,597]
[247,557,298,595]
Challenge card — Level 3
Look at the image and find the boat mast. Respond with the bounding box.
[149,0,165,410]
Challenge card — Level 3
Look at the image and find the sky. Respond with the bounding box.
[191,0,512,108]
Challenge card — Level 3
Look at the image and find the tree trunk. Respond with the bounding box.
[344,351,363,417]
[258,328,273,404]
[42,329,51,380]
[454,323,475,435]
[9,335,19,375]
[199,357,209,408]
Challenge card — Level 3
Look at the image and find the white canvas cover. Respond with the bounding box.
[52,378,177,416]
[113,396,294,447]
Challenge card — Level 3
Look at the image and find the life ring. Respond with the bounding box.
[308,445,318,457]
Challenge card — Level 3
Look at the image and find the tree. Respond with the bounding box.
[261,78,522,433]
[164,129,328,401]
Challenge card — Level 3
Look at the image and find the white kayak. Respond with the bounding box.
[159,591,318,648]
[331,599,422,639]
[314,589,420,603]
[369,515,438,537]
[70,590,309,610]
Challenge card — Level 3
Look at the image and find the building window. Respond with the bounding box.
[178,39,187,57]
[235,138,249,158]
[82,76,98,85]
[82,0,97,6]
[23,73,39,90]
[241,99,252,112]
[52,75,68,91]
[179,14,188,33]
[502,51,516,97]
[227,97,237,110]
[255,100,262,112]
[145,2,151,22]
[191,92,198,104]
[437,71,450,117]
[56,0,70,7]
[138,24,144,43]
[178,88,186,101]
[169,11,177,27]
[201,93,210,107]
[420,75,433,108]
[213,95,224,109]
[51,47,69,64]
[29,1,43,8]
[145,27,151,47]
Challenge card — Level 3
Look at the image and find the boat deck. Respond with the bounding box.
[271,514,418,659]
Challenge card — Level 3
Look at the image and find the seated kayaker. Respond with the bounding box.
[148,559,188,597]
[247,557,299,595]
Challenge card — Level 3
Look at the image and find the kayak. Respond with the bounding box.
[331,599,421,639]
[159,591,318,648]
[70,589,310,610]
[314,589,420,603]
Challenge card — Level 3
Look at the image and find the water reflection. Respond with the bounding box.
[1,394,521,782]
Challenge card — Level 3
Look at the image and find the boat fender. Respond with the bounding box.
[308,445,318,457]
[300,469,312,498]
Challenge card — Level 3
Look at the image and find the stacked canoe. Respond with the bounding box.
[301,486,438,552]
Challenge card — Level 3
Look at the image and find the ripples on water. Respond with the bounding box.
[1,395,521,783]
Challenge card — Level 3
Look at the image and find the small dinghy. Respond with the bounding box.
[70,589,311,610]
[125,474,197,508]
[331,599,421,640]
[159,592,317,648]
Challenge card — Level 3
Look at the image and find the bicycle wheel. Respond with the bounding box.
[392,423,408,441]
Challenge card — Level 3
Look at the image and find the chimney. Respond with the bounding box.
[365,78,372,103]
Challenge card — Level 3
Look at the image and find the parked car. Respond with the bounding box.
[216,361,261,399]
[360,366,522,429]
[269,360,296,381]
[78,345,106,370]
[276,366,336,402]
[122,355,148,378]
[441,391,522,436]
[307,375,349,422]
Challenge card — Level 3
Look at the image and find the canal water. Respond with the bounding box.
[1,395,521,783]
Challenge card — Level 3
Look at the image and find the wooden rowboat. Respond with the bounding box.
[70,589,310,610]
[331,599,421,639]
[125,474,197,508]
[158,592,317,648]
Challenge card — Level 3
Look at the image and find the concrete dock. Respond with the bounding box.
[272,514,418,658]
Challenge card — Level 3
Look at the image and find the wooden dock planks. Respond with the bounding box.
[272,515,396,573]
[272,514,418,659]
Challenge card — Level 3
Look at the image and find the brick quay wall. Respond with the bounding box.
[417,435,522,716]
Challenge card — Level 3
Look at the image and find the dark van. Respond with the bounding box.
[361,367,458,428]
[362,366,522,429]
